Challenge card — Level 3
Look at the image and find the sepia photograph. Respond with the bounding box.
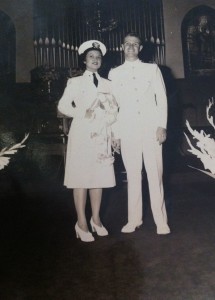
[0,1,215,299]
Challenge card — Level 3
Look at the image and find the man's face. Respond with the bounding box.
[122,36,143,61]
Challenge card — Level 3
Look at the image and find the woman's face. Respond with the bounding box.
[84,50,102,72]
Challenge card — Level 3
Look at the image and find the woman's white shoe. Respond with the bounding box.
[90,218,108,236]
[75,223,95,242]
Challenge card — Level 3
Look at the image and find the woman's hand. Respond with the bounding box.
[156,127,167,145]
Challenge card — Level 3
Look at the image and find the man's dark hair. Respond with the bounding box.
[123,32,142,45]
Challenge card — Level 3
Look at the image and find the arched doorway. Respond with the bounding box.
[0,11,16,91]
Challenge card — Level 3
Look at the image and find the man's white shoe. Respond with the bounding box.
[121,222,143,233]
[157,225,170,235]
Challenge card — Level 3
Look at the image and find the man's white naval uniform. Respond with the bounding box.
[108,59,170,234]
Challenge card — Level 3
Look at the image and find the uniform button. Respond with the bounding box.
[138,111,140,114]
[133,77,136,79]
[136,99,139,102]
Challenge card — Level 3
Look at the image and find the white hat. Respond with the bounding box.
[78,40,106,56]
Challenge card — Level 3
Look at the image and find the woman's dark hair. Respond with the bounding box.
[82,47,103,62]
[78,47,103,70]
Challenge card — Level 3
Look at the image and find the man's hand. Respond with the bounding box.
[156,127,167,145]
[112,138,121,154]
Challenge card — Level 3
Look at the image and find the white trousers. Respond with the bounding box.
[120,128,168,229]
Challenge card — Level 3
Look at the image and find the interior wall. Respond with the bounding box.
[163,0,215,79]
[0,1,215,82]
[0,0,34,83]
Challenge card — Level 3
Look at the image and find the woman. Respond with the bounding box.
[58,40,118,242]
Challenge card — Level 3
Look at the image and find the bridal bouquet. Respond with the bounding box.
[85,91,118,165]
[0,134,29,170]
[184,98,215,178]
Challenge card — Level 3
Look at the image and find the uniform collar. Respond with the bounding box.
[124,59,141,68]
[84,70,100,79]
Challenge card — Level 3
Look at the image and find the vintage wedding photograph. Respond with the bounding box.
[0,0,215,299]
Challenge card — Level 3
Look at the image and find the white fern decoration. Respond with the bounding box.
[0,133,29,170]
[184,98,215,179]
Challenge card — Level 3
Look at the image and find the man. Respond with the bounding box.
[109,32,170,235]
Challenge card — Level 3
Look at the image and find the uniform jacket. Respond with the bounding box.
[58,70,115,119]
[57,70,117,188]
[108,60,167,139]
